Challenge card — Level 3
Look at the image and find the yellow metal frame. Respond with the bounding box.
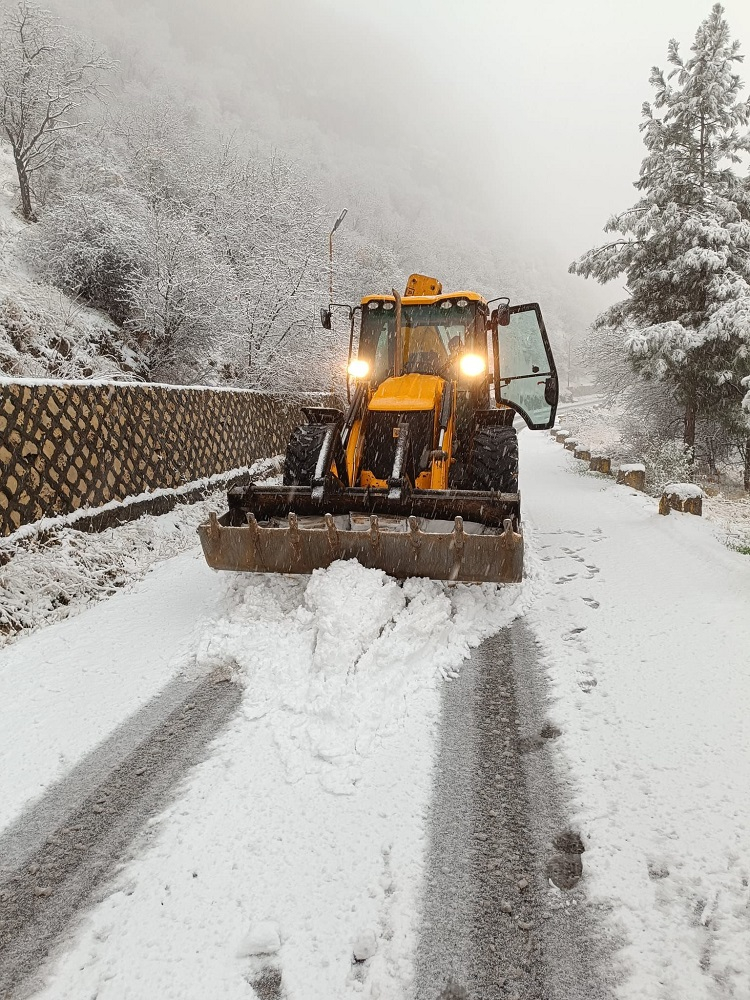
[361,290,488,308]
[346,375,456,491]
[347,279,487,492]
[369,373,444,412]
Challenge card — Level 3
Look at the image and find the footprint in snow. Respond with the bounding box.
[563,627,587,641]
[582,597,600,609]
[561,547,587,563]
[577,673,598,693]
[547,830,585,889]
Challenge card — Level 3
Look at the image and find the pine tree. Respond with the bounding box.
[570,4,750,458]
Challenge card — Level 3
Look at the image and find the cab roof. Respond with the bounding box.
[360,290,488,308]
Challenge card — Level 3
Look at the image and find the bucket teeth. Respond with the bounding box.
[208,510,220,541]
[407,515,421,550]
[369,514,380,548]
[245,512,259,551]
[287,511,302,562]
[324,512,339,552]
[453,515,465,549]
[449,515,465,581]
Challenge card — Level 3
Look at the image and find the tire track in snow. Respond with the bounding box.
[0,676,241,998]
[413,621,617,1000]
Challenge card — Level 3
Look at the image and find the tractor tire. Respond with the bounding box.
[467,425,519,493]
[283,423,327,486]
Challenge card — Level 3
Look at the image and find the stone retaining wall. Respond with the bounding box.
[0,380,314,535]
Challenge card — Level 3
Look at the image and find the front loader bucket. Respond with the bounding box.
[198,511,524,584]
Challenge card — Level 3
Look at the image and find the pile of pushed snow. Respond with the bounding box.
[181,560,527,793]
[0,142,145,380]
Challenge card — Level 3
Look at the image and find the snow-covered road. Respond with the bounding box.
[524,431,750,999]
[1,429,748,999]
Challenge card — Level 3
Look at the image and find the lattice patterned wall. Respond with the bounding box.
[0,381,311,535]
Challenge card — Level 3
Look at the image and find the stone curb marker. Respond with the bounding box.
[659,483,703,516]
[616,464,646,492]
[552,423,703,516]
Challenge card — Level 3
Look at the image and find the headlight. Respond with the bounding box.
[459,353,486,377]
[348,358,370,379]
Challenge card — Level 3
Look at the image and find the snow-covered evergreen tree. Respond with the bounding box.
[571,4,750,470]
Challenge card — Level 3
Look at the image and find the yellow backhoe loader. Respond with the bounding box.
[198,275,558,583]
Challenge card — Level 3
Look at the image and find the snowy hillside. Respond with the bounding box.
[0,143,145,381]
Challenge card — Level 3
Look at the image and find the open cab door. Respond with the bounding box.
[492,302,558,429]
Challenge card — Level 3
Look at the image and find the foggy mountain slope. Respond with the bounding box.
[50,0,601,343]
[55,0,481,211]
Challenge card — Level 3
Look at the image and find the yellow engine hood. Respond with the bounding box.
[368,374,444,412]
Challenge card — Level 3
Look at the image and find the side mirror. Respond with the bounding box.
[320,307,332,330]
[544,375,558,406]
[497,303,510,327]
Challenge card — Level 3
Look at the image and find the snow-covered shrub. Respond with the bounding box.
[23,187,149,327]
[640,440,695,496]
[0,288,147,380]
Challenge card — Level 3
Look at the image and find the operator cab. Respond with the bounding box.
[358,292,489,392]
[349,289,558,432]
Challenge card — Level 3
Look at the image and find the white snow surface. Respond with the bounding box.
[524,432,750,999]
[0,548,227,832]
[0,458,282,643]
[237,922,282,957]
[1,429,749,998]
[664,482,705,500]
[0,373,288,393]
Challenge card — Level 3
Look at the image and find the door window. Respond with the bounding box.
[496,303,558,429]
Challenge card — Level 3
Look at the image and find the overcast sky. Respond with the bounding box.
[327,0,750,256]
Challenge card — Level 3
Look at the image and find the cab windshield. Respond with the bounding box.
[359,299,478,383]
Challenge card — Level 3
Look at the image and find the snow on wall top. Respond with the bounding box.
[0,380,321,535]
[0,374,321,395]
